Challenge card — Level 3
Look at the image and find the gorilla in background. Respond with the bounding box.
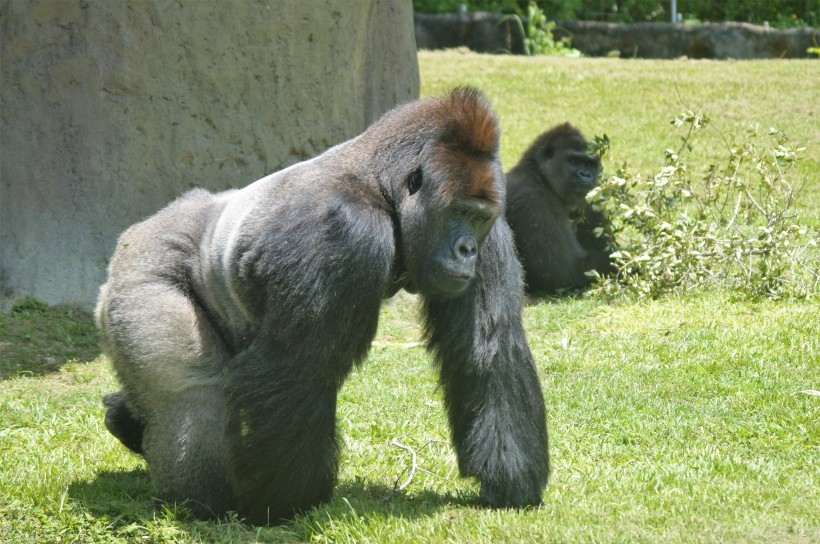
[96,88,549,525]
[505,123,613,295]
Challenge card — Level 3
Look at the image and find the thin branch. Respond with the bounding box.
[383,439,454,503]
[383,439,418,503]
[743,188,768,216]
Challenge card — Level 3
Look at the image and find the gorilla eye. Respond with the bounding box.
[407,168,423,195]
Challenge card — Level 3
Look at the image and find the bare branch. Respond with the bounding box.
[383,439,418,503]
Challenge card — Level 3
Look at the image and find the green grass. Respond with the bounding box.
[419,51,820,226]
[2,52,819,543]
[0,297,100,378]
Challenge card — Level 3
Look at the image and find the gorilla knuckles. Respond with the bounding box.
[506,123,612,295]
[97,87,549,524]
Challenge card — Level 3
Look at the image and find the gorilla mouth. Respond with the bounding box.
[434,269,473,295]
[573,184,595,198]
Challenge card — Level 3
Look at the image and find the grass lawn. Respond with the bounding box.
[1,51,818,543]
[419,51,820,227]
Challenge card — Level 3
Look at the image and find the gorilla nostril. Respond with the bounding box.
[455,235,477,262]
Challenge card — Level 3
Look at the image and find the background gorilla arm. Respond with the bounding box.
[422,219,549,507]
[572,207,613,254]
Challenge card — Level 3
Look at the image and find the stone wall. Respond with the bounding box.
[555,21,819,59]
[0,0,420,312]
[414,11,524,54]
[414,12,819,59]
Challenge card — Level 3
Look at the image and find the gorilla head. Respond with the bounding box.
[370,90,505,297]
[524,122,602,210]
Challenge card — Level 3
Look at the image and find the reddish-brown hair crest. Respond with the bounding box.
[427,88,504,209]
[437,87,500,158]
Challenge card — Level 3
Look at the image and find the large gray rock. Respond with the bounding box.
[0,0,419,312]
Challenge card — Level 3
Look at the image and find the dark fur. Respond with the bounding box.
[505,123,613,295]
[96,88,549,524]
[102,391,144,453]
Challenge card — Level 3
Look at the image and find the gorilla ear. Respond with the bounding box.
[407,167,423,195]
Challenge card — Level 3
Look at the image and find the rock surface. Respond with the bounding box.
[555,21,818,59]
[414,12,818,59]
[0,0,419,311]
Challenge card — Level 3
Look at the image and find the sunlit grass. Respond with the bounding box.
[1,52,818,543]
[419,51,820,226]
[2,294,817,543]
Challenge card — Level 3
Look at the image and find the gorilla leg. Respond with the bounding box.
[423,220,549,507]
[226,345,340,525]
[100,280,237,518]
[142,385,237,519]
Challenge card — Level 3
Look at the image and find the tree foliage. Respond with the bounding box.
[414,1,819,27]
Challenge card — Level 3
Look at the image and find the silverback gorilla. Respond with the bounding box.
[505,123,613,295]
[96,88,549,524]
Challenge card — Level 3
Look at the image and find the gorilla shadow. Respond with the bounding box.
[308,480,469,520]
[70,468,460,528]
[68,468,156,522]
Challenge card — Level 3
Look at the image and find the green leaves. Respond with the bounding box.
[503,2,582,57]
[587,113,819,300]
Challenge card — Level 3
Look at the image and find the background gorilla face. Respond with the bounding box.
[538,141,601,211]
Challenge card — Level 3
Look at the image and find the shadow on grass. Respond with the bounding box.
[69,469,465,537]
[0,297,100,379]
[296,481,472,540]
[69,468,156,523]
[321,479,471,518]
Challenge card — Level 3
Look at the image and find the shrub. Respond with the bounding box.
[503,2,582,56]
[585,111,819,300]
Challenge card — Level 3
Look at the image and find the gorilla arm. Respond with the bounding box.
[506,176,597,294]
[422,218,549,507]
[206,174,397,524]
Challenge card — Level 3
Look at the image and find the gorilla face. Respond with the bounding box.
[397,157,500,299]
[421,199,496,297]
[540,146,601,211]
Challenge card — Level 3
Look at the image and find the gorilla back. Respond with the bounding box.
[96,88,550,524]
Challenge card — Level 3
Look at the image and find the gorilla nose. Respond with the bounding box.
[454,235,477,264]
